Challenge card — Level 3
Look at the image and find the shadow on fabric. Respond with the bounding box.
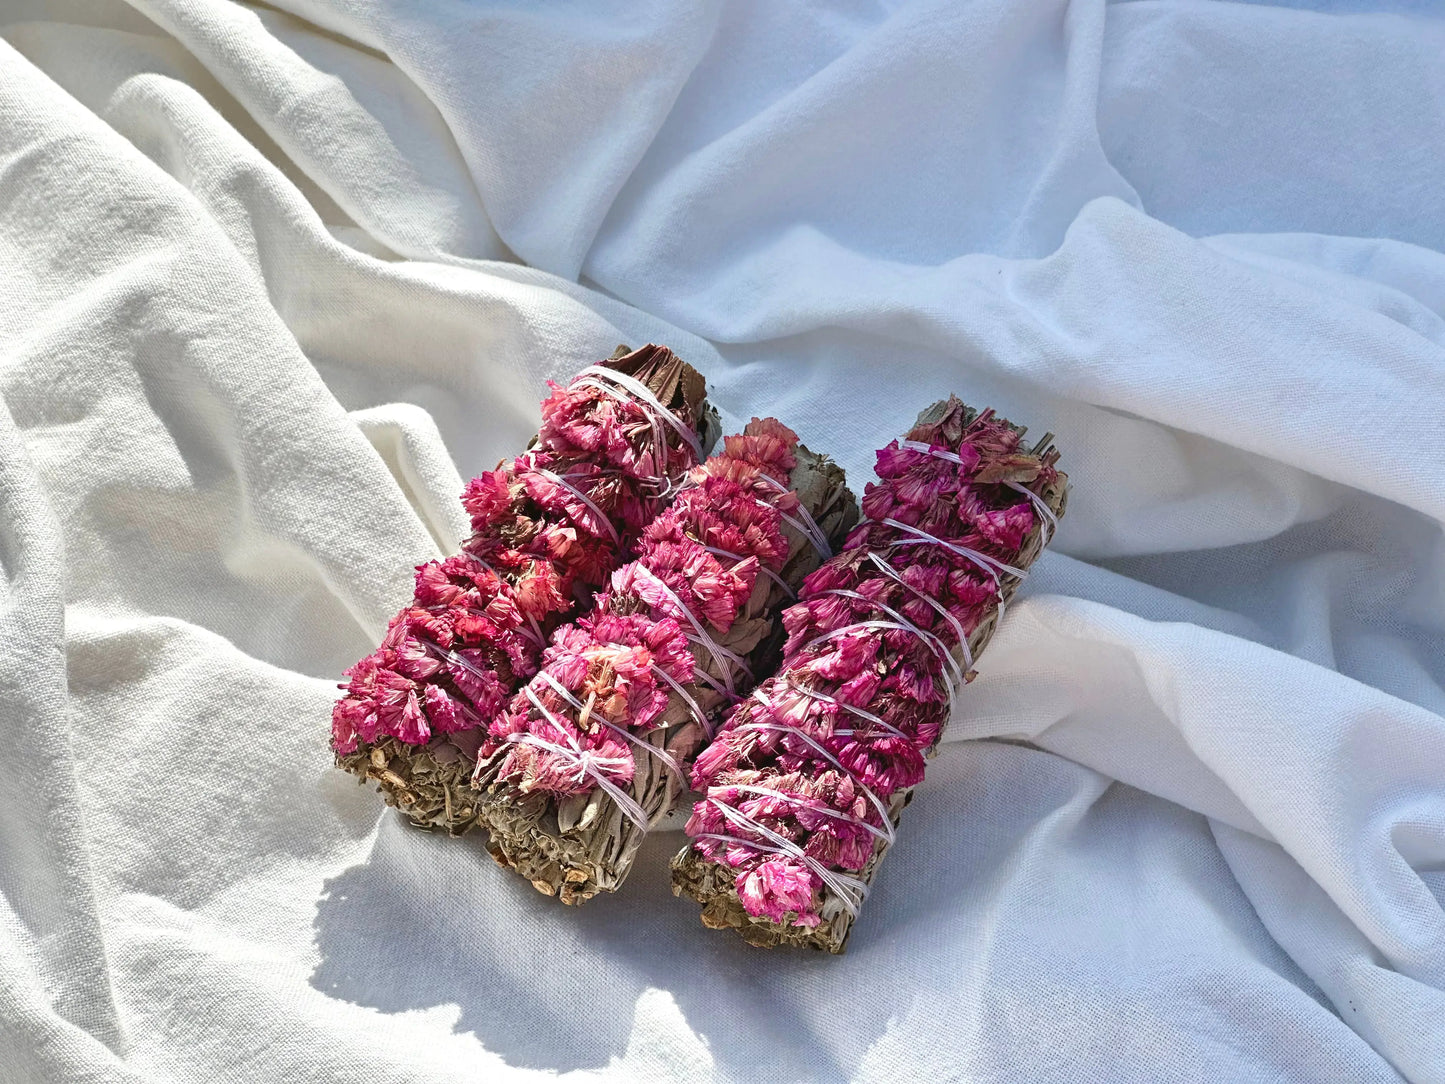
[308,805,908,1077]
[308,744,1348,1080]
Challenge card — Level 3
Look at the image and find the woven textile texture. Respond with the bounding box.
[0,1,1441,1080]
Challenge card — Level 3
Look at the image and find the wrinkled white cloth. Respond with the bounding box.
[0,0,1442,1080]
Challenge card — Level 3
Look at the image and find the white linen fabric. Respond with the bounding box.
[0,0,1441,1080]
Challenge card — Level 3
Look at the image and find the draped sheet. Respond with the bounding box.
[0,1,1441,1080]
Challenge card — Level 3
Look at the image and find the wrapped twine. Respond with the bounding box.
[471,419,859,904]
[670,398,1067,951]
[331,345,720,833]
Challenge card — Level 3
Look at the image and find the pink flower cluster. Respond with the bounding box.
[331,556,536,752]
[458,375,698,621]
[479,420,803,806]
[684,403,1057,926]
[332,364,701,755]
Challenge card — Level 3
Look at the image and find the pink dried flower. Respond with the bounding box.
[738,858,821,926]
[331,556,539,754]
[479,420,805,808]
[333,349,709,757]
[685,401,1058,927]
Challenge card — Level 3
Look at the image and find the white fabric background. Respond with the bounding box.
[0,0,1441,1080]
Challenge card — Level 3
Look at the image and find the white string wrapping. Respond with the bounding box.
[896,438,966,463]
[519,684,651,828]
[782,673,909,741]
[877,517,1028,581]
[671,458,831,561]
[722,783,894,844]
[702,544,796,600]
[631,565,753,693]
[797,618,959,724]
[866,517,1024,622]
[450,552,550,648]
[863,550,974,670]
[462,551,498,577]
[697,798,870,916]
[571,364,705,463]
[663,460,818,698]
[418,603,546,652]
[816,589,967,702]
[650,662,715,740]
[896,436,1057,544]
[696,555,980,870]
[758,472,834,559]
[697,685,904,897]
[687,663,737,702]
[727,718,896,844]
[524,463,621,545]
[1006,480,1059,544]
[423,640,495,689]
[570,372,665,475]
[533,670,684,783]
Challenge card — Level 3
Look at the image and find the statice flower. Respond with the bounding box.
[477,419,804,805]
[738,858,821,927]
[332,556,537,754]
[332,346,711,769]
[682,399,1062,929]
